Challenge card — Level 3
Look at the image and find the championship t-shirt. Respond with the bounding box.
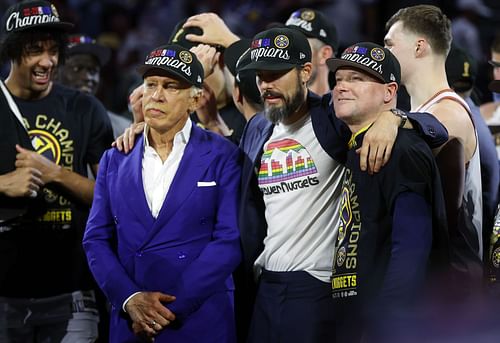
[0,84,113,297]
[255,114,345,282]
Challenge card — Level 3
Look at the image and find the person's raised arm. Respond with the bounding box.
[183,13,240,48]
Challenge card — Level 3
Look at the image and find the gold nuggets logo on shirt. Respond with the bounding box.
[336,246,346,267]
[30,129,61,164]
[338,186,352,243]
[300,10,315,21]
[274,35,289,49]
[492,247,500,269]
[179,51,192,64]
[370,47,385,61]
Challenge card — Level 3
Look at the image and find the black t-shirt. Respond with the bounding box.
[0,84,113,297]
[332,128,446,315]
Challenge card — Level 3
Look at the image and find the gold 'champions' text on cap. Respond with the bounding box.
[6,4,61,32]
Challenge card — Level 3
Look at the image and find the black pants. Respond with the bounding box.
[247,270,336,343]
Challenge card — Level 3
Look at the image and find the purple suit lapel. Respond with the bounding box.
[139,125,212,248]
[120,136,155,229]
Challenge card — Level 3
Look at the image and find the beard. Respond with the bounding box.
[262,76,305,124]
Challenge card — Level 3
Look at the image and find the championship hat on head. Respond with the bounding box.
[224,39,261,104]
[137,44,204,88]
[67,34,111,66]
[224,39,252,76]
[445,45,476,93]
[285,8,338,52]
[326,42,401,85]
[2,0,73,35]
[239,27,311,72]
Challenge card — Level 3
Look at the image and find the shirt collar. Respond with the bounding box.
[348,122,373,150]
[144,118,192,149]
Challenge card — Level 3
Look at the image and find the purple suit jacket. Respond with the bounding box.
[83,124,242,343]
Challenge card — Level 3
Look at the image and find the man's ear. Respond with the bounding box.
[415,38,428,57]
[301,62,313,84]
[319,45,334,65]
[384,83,398,103]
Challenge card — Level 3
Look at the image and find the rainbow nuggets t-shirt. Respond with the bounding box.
[255,113,345,282]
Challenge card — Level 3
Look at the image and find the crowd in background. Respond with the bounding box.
[1,0,500,342]
[0,0,498,121]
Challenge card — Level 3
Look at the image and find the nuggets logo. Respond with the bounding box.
[258,138,319,194]
[336,246,346,267]
[493,247,500,269]
[301,10,315,21]
[29,129,61,164]
[179,51,192,64]
[331,169,362,299]
[274,35,289,49]
[370,47,385,61]
[338,186,352,242]
[24,114,75,220]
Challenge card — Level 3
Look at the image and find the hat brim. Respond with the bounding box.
[326,58,386,83]
[136,65,201,87]
[239,59,299,72]
[489,80,500,93]
[11,21,74,33]
[224,39,251,76]
[68,44,111,66]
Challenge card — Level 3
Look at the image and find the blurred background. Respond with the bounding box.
[0,0,498,121]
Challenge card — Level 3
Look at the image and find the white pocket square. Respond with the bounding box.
[197,181,217,187]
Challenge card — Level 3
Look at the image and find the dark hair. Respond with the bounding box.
[0,28,67,65]
[386,5,452,56]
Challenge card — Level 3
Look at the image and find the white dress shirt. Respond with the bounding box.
[142,119,192,218]
[122,119,192,312]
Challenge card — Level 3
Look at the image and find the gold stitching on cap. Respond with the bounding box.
[51,4,59,17]
[274,35,289,49]
[301,10,315,21]
[179,51,192,64]
[370,48,385,61]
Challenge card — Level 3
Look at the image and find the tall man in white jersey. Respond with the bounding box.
[384,4,483,292]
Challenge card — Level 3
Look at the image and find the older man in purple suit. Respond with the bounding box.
[83,43,241,342]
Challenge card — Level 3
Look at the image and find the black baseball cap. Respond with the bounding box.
[137,44,204,88]
[285,8,338,52]
[488,60,500,68]
[224,39,251,76]
[2,0,73,35]
[168,18,224,52]
[489,80,500,93]
[67,34,111,66]
[445,45,476,93]
[326,42,401,85]
[240,27,311,72]
[224,39,261,104]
